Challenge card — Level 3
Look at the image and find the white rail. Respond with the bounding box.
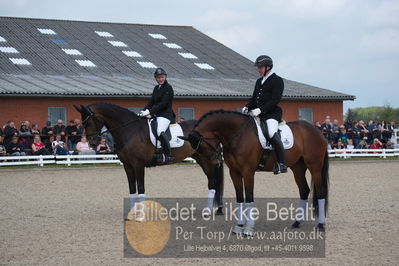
[0,154,196,167]
[328,149,399,159]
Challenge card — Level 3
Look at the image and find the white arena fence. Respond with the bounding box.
[0,149,398,167]
[328,149,399,159]
[0,154,196,167]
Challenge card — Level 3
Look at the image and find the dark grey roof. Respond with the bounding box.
[0,17,355,100]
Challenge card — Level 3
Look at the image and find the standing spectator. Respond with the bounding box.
[31,123,40,135]
[368,120,380,142]
[338,125,349,144]
[53,120,66,142]
[3,120,18,145]
[332,119,340,142]
[42,121,54,150]
[350,121,361,148]
[369,138,383,150]
[0,125,3,137]
[6,136,26,156]
[31,135,51,155]
[358,120,369,143]
[52,134,68,155]
[379,120,390,142]
[76,136,95,155]
[74,119,84,144]
[314,121,322,131]
[321,116,333,142]
[96,138,112,154]
[66,120,78,150]
[18,122,31,151]
[0,135,6,156]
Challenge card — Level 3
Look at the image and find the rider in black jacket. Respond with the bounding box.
[140,67,176,163]
[242,55,287,174]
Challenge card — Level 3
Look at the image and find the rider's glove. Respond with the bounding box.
[139,109,150,117]
[250,108,261,117]
[241,106,248,114]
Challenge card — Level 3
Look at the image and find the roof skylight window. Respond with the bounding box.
[148,33,167,39]
[108,40,128,47]
[194,63,215,70]
[137,61,157,68]
[0,47,19,53]
[178,52,197,59]
[37,28,56,35]
[163,43,182,49]
[122,51,142,57]
[75,59,96,67]
[95,31,114,37]
[62,49,82,55]
[9,58,31,65]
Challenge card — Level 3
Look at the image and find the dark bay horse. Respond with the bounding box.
[181,109,329,234]
[73,103,224,219]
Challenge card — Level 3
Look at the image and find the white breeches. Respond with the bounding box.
[266,118,279,139]
[156,117,171,136]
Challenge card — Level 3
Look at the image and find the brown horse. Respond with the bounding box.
[180,109,329,235]
[73,103,224,218]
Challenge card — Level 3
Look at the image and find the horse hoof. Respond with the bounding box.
[317,223,325,232]
[292,220,300,228]
[232,224,244,234]
[243,226,255,237]
[216,207,224,215]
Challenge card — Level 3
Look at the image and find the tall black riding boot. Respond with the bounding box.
[159,132,174,163]
[270,133,288,174]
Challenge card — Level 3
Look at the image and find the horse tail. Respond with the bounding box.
[312,149,329,216]
[213,159,224,208]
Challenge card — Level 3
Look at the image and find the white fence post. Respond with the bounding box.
[39,155,43,167]
[67,155,71,167]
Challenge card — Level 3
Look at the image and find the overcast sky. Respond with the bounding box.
[1,0,398,109]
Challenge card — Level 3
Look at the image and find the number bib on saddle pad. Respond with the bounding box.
[148,119,185,149]
[253,117,294,150]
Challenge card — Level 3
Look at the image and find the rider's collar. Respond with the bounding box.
[261,70,274,84]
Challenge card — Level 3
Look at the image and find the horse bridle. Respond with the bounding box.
[82,108,142,138]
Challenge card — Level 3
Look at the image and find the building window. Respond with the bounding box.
[299,108,313,123]
[48,107,67,125]
[178,108,195,121]
[128,107,143,115]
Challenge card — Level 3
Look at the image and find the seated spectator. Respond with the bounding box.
[385,140,395,149]
[356,140,369,149]
[6,136,26,156]
[369,138,383,150]
[3,120,18,145]
[346,139,355,149]
[52,134,68,155]
[0,136,6,156]
[334,139,345,150]
[53,120,66,142]
[96,138,112,154]
[76,136,95,155]
[31,135,51,155]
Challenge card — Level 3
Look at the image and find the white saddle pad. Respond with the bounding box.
[254,117,294,150]
[148,119,185,148]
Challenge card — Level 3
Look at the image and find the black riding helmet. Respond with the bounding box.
[254,55,273,69]
[154,67,167,77]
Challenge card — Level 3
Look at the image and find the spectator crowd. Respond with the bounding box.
[0,119,114,157]
[315,116,398,150]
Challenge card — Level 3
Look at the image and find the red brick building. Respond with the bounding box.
[0,17,354,128]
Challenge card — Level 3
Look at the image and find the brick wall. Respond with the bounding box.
[0,97,343,128]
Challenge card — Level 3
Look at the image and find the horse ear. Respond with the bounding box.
[82,105,91,115]
[73,105,82,113]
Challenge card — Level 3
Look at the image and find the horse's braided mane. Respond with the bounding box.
[88,102,137,116]
[195,109,249,127]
